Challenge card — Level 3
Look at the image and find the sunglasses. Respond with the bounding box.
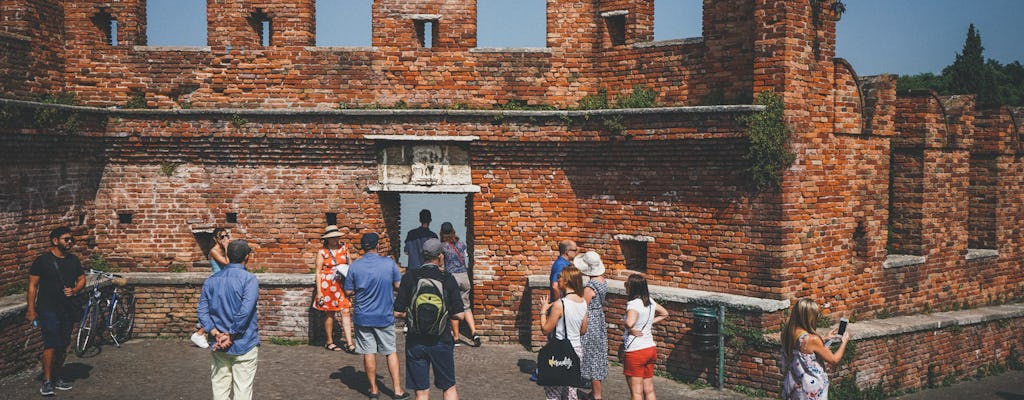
[60,237,75,243]
[217,235,229,240]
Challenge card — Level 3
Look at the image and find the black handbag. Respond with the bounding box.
[536,300,585,387]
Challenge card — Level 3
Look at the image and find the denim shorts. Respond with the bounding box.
[405,338,456,391]
[354,325,397,355]
[37,310,75,349]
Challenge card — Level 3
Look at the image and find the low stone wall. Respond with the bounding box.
[524,275,1024,396]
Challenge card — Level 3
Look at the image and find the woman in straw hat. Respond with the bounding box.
[575,251,609,400]
[314,225,355,353]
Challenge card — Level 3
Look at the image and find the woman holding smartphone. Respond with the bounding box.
[781,298,851,399]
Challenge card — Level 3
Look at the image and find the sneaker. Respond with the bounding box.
[471,334,482,347]
[54,378,72,391]
[190,332,210,349]
[392,392,411,400]
[529,368,538,382]
[40,380,54,396]
[454,342,462,347]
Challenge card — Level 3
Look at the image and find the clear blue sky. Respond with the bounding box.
[148,0,1021,76]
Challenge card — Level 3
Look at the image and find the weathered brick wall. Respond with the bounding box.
[0,0,65,99]
[49,0,759,109]
[0,107,108,294]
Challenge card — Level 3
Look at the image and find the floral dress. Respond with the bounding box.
[581,279,609,380]
[313,246,351,312]
[782,332,829,400]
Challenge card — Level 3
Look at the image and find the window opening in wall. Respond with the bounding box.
[147,0,207,46]
[476,0,546,48]
[325,212,338,226]
[853,219,868,258]
[620,240,648,272]
[78,214,87,226]
[118,212,133,225]
[654,0,702,40]
[398,193,467,269]
[415,19,436,48]
[315,0,372,47]
[248,9,272,46]
[226,212,238,224]
[602,11,627,46]
[92,9,117,46]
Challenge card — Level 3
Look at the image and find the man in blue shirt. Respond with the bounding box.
[549,240,578,300]
[197,239,260,400]
[404,209,437,273]
[345,233,410,400]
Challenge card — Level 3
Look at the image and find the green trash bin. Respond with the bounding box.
[693,307,719,352]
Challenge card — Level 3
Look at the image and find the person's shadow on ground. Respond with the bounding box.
[996,392,1024,400]
[59,362,93,382]
[517,359,536,375]
[332,366,400,397]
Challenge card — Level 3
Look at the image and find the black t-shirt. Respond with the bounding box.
[394,264,465,344]
[29,251,84,314]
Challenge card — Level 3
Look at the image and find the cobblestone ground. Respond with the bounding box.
[0,337,750,400]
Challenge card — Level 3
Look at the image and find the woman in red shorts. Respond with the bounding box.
[621,274,669,400]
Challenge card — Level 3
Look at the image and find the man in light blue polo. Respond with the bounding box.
[345,233,410,400]
[197,239,260,400]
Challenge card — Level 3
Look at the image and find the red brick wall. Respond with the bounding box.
[0,0,65,99]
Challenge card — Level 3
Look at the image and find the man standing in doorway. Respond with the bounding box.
[197,239,260,400]
[394,238,465,400]
[26,226,86,396]
[404,209,437,273]
[346,233,410,400]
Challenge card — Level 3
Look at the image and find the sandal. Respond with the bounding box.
[325,343,342,352]
[344,343,357,354]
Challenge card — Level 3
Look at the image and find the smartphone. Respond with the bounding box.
[837,318,849,336]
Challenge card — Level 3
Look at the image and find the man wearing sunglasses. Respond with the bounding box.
[26,226,86,396]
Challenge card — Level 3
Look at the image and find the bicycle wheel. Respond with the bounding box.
[109,291,136,344]
[75,301,99,356]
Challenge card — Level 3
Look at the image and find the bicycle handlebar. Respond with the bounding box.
[85,269,129,286]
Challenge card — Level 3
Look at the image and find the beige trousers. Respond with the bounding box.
[210,346,259,400]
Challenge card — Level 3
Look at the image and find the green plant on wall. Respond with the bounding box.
[740,91,796,193]
[86,253,118,272]
[230,114,248,129]
[125,91,148,109]
[33,93,81,133]
[160,162,181,176]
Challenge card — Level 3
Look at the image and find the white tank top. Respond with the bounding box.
[555,298,588,348]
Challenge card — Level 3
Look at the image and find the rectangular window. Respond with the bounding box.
[602,11,627,46]
[325,212,338,226]
[315,0,372,47]
[92,9,117,46]
[118,212,133,224]
[654,0,702,40]
[415,19,436,48]
[146,0,207,46]
[226,212,238,224]
[476,0,546,48]
[248,9,272,47]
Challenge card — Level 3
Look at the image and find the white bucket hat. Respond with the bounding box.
[573,251,605,277]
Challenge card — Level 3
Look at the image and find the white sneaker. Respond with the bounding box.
[190,332,210,348]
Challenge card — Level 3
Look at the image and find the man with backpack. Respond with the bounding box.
[394,238,465,400]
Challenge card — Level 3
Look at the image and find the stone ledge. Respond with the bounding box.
[527,275,790,313]
[633,37,704,49]
[133,46,212,52]
[883,254,926,269]
[850,303,1024,341]
[469,47,552,54]
[303,46,376,52]
[966,248,999,260]
[367,184,481,193]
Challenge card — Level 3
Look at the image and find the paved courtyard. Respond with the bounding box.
[0,336,748,400]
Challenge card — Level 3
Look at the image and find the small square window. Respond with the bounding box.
[118,212,133,224]
[325,212,338,226]
[621,240,647,272]
[226,212,238,224]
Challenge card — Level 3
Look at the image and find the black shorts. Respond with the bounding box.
[37,310,75,349]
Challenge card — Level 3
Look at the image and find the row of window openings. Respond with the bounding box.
[114,211,650,271]
[94,13,630,48]
[96,10,434,48]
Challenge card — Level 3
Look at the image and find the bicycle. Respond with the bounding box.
[74,269,137,356]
